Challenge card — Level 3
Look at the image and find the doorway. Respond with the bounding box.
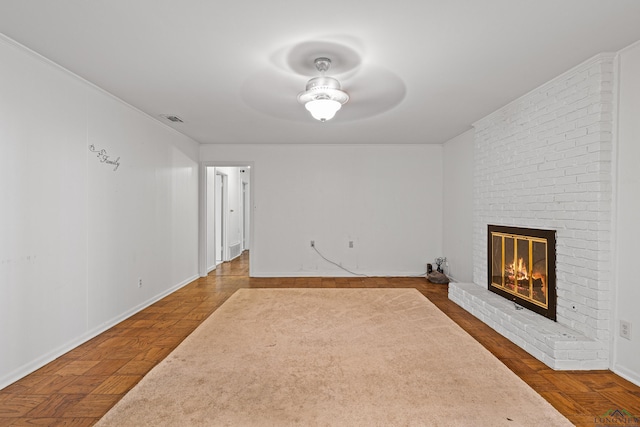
[199,162,253,277]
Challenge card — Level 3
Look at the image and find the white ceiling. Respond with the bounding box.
[1,0,640,145]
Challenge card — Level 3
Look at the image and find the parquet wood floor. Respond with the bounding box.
[1,252,639,426]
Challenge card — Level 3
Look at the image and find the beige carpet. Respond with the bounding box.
[97,288,572,426]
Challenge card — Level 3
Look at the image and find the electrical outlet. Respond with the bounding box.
[348,241,354,248]
[138,278,143,288]
[310,240,315,247]
[620,320,632,340]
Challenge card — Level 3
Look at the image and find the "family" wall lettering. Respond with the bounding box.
[89,145,120,171]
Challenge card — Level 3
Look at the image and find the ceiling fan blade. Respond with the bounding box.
[338,66,407,120]
[241,68,309,121]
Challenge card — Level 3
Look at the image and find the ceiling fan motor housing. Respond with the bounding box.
[298,76,349,104]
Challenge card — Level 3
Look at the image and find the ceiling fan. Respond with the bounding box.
[241,38,406,123]
[297,57,349,122]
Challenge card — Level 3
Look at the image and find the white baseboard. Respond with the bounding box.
[0,274,199,391]
[613,364,640,388]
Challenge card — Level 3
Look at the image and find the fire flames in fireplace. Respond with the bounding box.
[488,225,556,321]
[506,256,546,299]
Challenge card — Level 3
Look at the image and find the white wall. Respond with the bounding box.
[612,40,640,384]
[442,129,474,282]
[0,35,200,389]
[201,144,442,277]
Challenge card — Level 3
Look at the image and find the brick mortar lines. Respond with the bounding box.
[470,55,614,355]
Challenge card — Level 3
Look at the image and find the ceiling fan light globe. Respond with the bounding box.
[305,99,342,121]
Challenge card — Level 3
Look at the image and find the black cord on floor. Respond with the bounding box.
[311,244,369,277]
[311,244,427,278]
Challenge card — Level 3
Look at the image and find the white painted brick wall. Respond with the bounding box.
[471,53,615,362]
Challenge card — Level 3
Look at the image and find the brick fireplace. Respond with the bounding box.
[449,53,614,370]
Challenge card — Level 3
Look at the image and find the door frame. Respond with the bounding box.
[199,161,255,277]
[242,180,249,251]
[215,170,228,264]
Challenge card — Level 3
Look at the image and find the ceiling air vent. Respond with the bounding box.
[161,114,184,123]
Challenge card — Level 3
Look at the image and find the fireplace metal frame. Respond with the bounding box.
[487,225,557,321]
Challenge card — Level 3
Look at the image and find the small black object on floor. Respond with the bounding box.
[427,271,449,284]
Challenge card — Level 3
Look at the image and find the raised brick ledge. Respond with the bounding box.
[449,282,609,370]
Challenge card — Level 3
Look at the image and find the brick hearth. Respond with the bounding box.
[450,283,607,369]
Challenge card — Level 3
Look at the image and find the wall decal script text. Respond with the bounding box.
[89,145,120,171]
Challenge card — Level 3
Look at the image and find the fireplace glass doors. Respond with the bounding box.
[488,225,556,321]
